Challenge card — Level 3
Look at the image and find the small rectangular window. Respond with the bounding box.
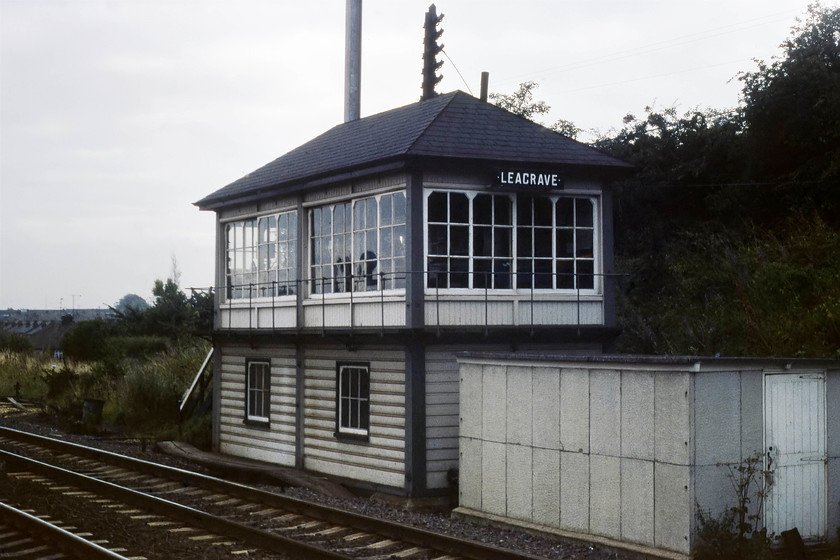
[246,359,270,424]
[335,362,370,439]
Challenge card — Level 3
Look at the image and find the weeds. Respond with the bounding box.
[694,452,774,559]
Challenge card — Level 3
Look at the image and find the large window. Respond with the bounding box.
[335,362,370,438]
[311,191,406,294]
[225,211,297,299]
[426,191,597,290]
[246,359,270,424]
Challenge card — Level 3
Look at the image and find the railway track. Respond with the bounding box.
[0,500,134,559]
[0,426,547,560]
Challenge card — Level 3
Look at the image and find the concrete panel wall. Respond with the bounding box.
[456,359,696,556]
[457,356,839,557]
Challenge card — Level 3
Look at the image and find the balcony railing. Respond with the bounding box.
[217,270,623,335]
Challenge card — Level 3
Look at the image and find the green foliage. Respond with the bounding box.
[114,293,150,314]
[601,4,840,358]
[490,81,580,138]
[60,319,123,362]
[739,4,840,189]
[0,331,34,353]
[694,453,774,560]
[108,339,210,435]
[0,351,50,399]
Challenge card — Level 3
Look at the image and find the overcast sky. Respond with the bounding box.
[0,0,830,310]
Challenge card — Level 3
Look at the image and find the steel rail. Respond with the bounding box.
[0,500,131,560]
[0,448,350,560]
[0,425,549,560]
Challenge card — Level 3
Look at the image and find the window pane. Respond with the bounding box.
[493,196,510,226]
[577,230,594,257]
[428,225,447,255]
[366,198,377,229]
[576,198,594,227]
[517,196,533,225]
[474,194,492,225]
[335,204,345,232]
[428,257,448,288]
[450,226,469,256]
[495,228,511,257]
[321,208,331,235]
[534,259,553,288]
[534,229,552,257]
[394,225,406,257]
[474,259,491,288]
[534,199,552,226]
[451,257,469,288]
[556,260,574,289]
[380,196,392,226]
[494,260,512,289]
[450,193,469,223]
[578,260,595,289]
[556,229,574,258]
[517,228,533,257]
[394,192,406,223]
[516,259,533,289]
[474,226,491,256]
[428,192,447,222]
[381,228,393,258]
[556,198,574,226]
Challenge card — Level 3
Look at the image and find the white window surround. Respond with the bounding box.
[336,362,370,437]
[246,359,271,423]
[424,189,602,295]
[310,191,406,296]
[225,210,298,301]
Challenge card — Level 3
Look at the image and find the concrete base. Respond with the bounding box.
[452,507,690,560]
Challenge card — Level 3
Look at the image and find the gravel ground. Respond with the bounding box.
[0,405,650,560]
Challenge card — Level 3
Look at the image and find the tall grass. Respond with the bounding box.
[0,350,55,399]
[1,339,211,446]
[108,339,210,435]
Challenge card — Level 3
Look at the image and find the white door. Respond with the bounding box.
[764,372,827,540]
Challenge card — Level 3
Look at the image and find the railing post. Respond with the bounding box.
[379,271,385,336]
[249,283,253,333]
[435,273,441,337]
[349,273,354,335]
[271,280,276,332]
[530,278,535,336]
[484,272,489,337]
[321,277,327,336]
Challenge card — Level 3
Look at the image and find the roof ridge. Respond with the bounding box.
[404,91,463,154]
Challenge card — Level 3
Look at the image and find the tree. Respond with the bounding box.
[490,81,581,138]
[144,278,195,340]
[739,4,840,189]
[114,294,149,314]
[593,4,840,358]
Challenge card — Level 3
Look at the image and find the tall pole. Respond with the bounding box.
[344,0,362,122]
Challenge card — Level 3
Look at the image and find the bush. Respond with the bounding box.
[108,340,210,435]
[0,332,34,353]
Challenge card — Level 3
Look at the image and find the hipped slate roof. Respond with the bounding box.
[196,90,631,210]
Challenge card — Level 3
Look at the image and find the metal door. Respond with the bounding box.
[764,372,826,540]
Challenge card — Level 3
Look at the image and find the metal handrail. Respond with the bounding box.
[217,270,622,334]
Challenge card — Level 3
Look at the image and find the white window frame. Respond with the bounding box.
[310,191,406,295]
[246,359,271,424]
[225,210,297,301]
[424,189,601,293]
[335,362,370,438]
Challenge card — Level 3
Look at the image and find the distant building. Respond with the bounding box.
[0,308,116,354]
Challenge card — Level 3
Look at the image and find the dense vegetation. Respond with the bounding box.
[591,5,840,358]
[0,279,214,446]
[495,6,838,358]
